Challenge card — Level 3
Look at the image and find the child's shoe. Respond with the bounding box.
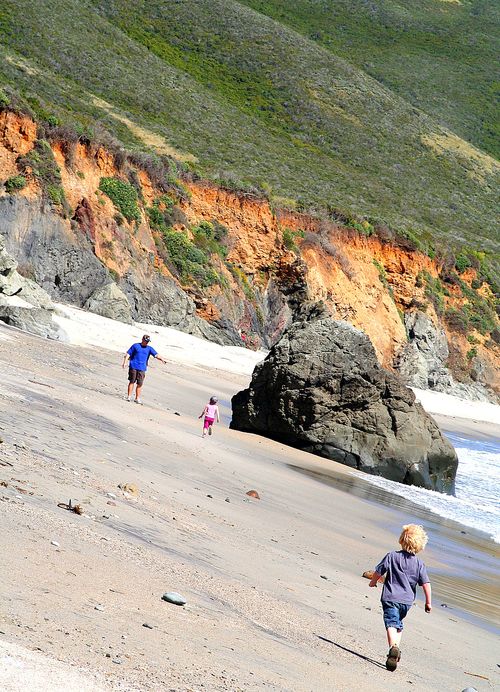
[386,646,400,671]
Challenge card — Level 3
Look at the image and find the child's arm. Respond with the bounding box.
[422,582,432,612]
[198,406,207,419]
[368,571,382,587]
[216,405,220,423]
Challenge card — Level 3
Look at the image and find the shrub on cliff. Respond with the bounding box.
[161,228,220,287]
[17,138,69,214]
[4,175,27,193]
[99,177,141,223]
[192,221,228,259]
[282,227,304,254]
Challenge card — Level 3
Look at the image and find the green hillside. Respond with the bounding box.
[0,0,499,257]
[242,0,500,160]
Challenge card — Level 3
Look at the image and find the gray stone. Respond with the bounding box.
[231,304,458,494]
[161,592,187,606]
[396,310,494,402]
[0,233,64,339]
[0,195,109,305]
[121,269,233,345]
[84,282,133,324]
[396,311,450,389]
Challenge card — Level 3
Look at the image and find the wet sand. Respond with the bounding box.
[0,323,498,691]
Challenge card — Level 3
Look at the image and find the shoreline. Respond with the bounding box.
[1,322,498,691]
[432,413,500,443]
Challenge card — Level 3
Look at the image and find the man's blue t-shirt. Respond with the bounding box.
[375,550,429,605]
[127,343,158,371]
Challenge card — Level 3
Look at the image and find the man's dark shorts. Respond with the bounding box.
[128,367,146,386]
[382,601,411,631]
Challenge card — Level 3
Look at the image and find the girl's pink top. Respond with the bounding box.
[206,403,218,418]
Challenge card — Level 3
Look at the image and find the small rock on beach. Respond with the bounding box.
[162,592,187,606]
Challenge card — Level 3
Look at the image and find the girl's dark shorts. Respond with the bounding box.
[128,368,146,385]
[381,601,411,630]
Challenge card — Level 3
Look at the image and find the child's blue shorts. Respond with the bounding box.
[381,601,411,630]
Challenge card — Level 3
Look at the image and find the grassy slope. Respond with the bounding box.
[241,0,500,160]
[0,0,498,255]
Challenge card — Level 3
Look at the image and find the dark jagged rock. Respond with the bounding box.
[231,305,458,493]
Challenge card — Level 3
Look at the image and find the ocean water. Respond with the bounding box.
[358,432,500,544]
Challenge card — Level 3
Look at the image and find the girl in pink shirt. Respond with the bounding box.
[199,396,220,437]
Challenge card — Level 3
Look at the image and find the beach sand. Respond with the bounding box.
[0,322,498,691]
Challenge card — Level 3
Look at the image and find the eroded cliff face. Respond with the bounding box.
[0,110,498,397]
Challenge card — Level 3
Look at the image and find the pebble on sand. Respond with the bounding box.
[142,623,154,629]
[118,483,138,496]
[94,604,105,611]
[162,592,187,606]
[51,540,60,547]
[246,490,260,499]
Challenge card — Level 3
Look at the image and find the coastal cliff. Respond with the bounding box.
[0,108,498,399]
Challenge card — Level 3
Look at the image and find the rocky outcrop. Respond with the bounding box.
[0,233,63,339]
[396,311,493,402]
[84,282,133,324]
[0,195,233,343]
[396,312,452,390]
[231,305,458,493]
[0,195,109,305]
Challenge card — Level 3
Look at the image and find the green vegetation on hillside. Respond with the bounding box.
[0,0,498,266]
[242,0,500,159]
[99,177,141,223]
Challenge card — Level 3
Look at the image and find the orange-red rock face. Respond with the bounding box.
[0,112,498,390]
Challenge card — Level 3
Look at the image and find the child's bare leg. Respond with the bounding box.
[386,627,402,647]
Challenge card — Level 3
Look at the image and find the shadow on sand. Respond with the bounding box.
[315,635,386,669]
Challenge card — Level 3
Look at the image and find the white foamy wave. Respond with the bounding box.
[357,439,500,543]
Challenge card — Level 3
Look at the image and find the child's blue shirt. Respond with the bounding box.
[375,550,429,605]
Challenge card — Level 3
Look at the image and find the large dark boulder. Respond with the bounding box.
[231,305,458,493]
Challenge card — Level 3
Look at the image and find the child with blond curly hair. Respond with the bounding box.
[369,524,432,671]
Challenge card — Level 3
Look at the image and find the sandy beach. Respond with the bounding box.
[0,321,499,692]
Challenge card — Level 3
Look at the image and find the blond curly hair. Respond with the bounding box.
[399,524,428,554]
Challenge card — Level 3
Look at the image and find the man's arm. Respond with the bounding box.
[122,353,129,369]
[154,353,167,364]
[422,582,432,612]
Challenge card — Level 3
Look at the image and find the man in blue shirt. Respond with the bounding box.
[122,334,166,404]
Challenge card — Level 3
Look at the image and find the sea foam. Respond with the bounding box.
[359,432,500,543]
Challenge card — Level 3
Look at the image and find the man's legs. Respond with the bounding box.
[134,371,146,403]
[127,381,134,398]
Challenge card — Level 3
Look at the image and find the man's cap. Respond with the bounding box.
[142,334,151,342]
